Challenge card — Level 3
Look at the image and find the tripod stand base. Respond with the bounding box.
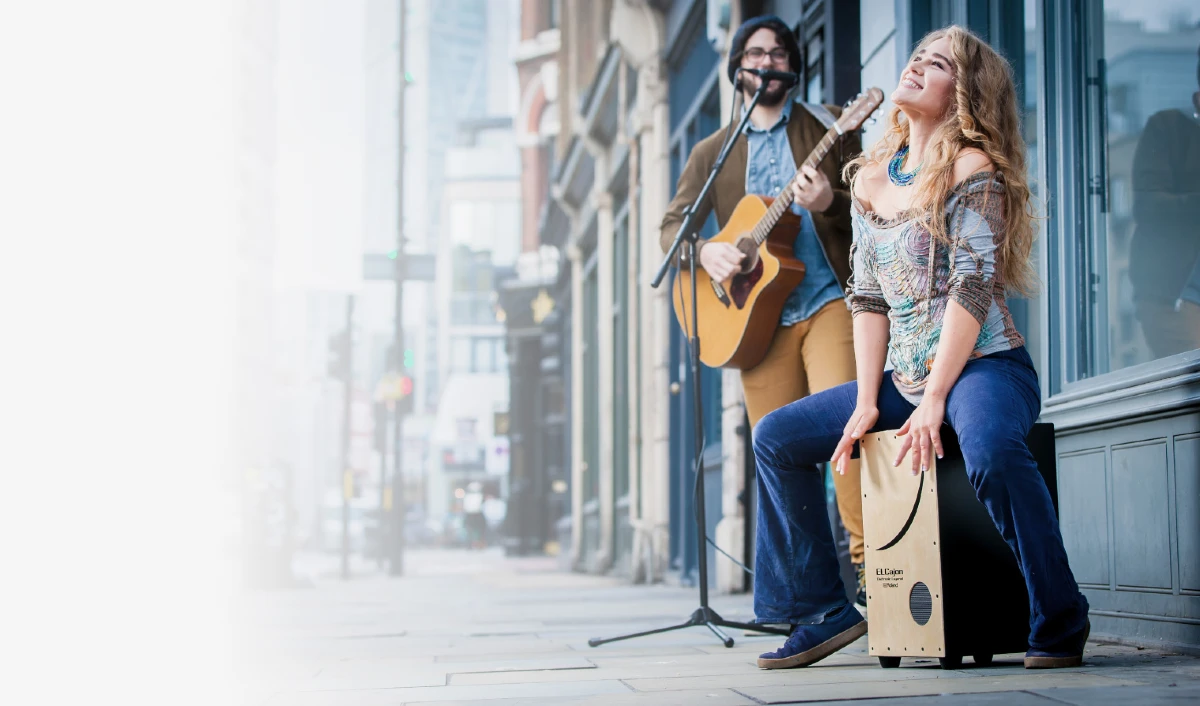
[588,607,791,648]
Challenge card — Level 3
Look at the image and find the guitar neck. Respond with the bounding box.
[751,127,841,246]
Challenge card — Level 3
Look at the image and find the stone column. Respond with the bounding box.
[625,110,645,583]
[593,183,615,574]
[637,56,672,584]
[612,0,669,584]
[568,242,585,570]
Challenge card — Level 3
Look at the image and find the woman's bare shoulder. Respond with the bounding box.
[853,160,886,207]
[952,148,995,185]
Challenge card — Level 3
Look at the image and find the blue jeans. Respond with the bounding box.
[752,347,1089,649]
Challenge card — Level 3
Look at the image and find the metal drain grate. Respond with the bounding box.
[910,581,932,626]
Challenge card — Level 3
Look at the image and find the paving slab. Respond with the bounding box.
[423,638,576,657]
[623,663,978,694]
[462,621,546,636]
[406,687,759,706]
[262,678,634,705]
[439,655,595,676]
[1028,683,1200,704]
[303,668,448,691]
[449,652,760,686]
[570,645,710,659]
[288,654,598,692]
[570,634,767,652]
[585,651,762,670]
[782,693,1058,705]
[737,671,1142,703]
[432,647,579,664]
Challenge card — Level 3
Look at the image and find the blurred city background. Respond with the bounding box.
[234,1,1200,630]
[223,4,1200,700]
[6,0,1197,703]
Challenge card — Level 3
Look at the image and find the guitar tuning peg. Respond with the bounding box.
[867,117,878,126]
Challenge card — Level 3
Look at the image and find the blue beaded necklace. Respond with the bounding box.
[888,145,920,186]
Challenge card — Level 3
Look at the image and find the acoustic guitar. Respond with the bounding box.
[672,88,885,370]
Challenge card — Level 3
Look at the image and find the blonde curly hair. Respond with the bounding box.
[844,25,1039,296]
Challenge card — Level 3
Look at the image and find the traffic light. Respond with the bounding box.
[403,348,415,370]
[375,372,415,414]
[397,375,414,414]
[327,331,350,381]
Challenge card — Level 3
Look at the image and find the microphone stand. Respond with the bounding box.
[589,77,791,649]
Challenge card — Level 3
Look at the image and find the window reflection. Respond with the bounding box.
[1015,0,1042,371]
[1101,4,1200,370]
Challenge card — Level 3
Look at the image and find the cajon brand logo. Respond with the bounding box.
[876,567,905,588]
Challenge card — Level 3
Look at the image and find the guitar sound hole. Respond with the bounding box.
[729,259,763,309]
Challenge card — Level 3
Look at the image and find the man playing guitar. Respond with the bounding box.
[659,15,866,612]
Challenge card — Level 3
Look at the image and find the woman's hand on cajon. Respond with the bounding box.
[831,404,879,475]
[894,398,947,475]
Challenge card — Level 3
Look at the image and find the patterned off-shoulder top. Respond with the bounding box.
[846,171,1026,404]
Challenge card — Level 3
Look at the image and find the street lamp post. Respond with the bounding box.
[390,0,408,577]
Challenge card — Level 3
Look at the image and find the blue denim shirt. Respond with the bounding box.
[743,97,843,326]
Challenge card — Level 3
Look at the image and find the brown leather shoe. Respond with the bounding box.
[1024,619,1089,669]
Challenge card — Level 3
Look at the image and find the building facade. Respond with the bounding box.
[509,0,680,578]
[513,0,1200,652]
[498,0,566,557]
[511,0,864,587]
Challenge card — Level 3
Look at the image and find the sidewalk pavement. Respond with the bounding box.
[237,548,1200,705]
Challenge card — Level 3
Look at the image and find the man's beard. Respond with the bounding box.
[744,80,790,107]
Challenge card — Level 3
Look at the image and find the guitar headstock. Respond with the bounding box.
[836,87,886,133]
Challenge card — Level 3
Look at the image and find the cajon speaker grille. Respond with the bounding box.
[910,582,932,626]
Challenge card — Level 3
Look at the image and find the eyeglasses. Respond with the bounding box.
[742,47,789,64]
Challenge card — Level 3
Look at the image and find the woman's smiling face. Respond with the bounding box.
[892,36,957,119]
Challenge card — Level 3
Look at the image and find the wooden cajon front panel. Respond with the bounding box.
[860,432,945,658]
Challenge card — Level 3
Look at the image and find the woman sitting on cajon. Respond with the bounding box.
[752,25,1089,670]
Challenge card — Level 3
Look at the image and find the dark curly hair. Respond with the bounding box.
[725,15,803,87]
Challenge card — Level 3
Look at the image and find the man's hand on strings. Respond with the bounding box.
[698,242,745,282]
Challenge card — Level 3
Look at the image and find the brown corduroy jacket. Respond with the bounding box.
[659,102,861,292]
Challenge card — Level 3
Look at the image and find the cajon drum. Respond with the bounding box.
[859,423,1057,669]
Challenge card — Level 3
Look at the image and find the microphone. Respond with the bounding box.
[740,67,799,86]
